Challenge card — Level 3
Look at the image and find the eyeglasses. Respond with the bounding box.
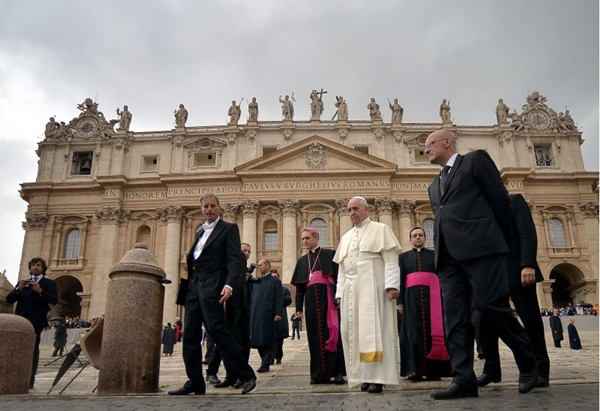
[424,138,448,150]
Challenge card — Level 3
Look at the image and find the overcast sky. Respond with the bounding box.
[1,0,597,284]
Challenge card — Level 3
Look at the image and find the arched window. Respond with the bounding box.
[136,225,151,246]
[263,220,278,251]
[310,217,329,247]
[422,218,434,249]
[548,218,568,248]
[63,229,81,259]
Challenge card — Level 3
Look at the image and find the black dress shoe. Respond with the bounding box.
[240,378,257,394]
[214,379,234,388]
[518,371,538,394]
[256,366,270,373]
[233,379,243,389]
[535,375,549,388]
[431,382,478,400]
[360,383,369,392]
[367,383,383,394]
[476,373,501,387]
[333,375,347,385]
[206,374,221,385]
[275,359,282,365]
[168,382,206,395]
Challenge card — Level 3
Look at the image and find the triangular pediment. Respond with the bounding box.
[235,135,397,175]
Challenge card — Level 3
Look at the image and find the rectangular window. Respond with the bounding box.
[534,144,553,167]
[71,151,93,175]
[194,152,216,167]
[141,155,159,172]
[354,145,369,155]
[262,146,278,156]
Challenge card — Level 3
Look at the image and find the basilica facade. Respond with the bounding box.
[19,92,598,323]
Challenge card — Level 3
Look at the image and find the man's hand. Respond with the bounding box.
[397,304,404,319]
[219,286,232,304]
[31,283,42,294]
[386,288,399,301]
[295,311,303,320]
[274,315,282,321]
[521,267,536,287]
[18,280,29,289]
[335,298,341,306]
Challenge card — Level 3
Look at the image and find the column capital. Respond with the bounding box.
[375,198,395,214]
[397,199,416,216]
[222,203,240,222]
[241,200,260,217]
[96,206,129,224]
[22,212,48,230]
[579,202,599,219]
[279,200,300,217]
[335,199,350,216]
[159,206,184,223]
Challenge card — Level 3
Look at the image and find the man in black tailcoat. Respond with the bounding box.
[168,193,256,395]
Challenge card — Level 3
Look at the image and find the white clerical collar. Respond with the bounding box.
[202,217,220,231]
[30,274,43,283]
[355,217,371,229]
[445,153,458,168]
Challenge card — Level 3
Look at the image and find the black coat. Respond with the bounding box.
[248,274,283,347]
[567,323,582,349]
[186,219,243,301]
[275,286,292,339]
[428,150,512,267]
[291,247,338,313]
[549,315,563,341]
[6,276,57,333]
[507,194,544,290]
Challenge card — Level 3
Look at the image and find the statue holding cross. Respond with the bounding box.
[310,89,327,121]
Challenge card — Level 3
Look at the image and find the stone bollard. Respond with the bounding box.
[0,314,35,394]
[97,243,169,394]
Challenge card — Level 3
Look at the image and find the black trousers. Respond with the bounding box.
[273,338,284,362]
[292,326,300,339]
[257,346,273,368]
[183,294,255,390]
[205,333,222,376]
[483,284,550,379]
[439,252,536,385]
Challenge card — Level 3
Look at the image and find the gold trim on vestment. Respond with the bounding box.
[359,351,383,363]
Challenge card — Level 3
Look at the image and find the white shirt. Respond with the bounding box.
[193,217,220,260]
[445,152,458,169]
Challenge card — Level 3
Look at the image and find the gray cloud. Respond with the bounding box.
[0,0,597,283]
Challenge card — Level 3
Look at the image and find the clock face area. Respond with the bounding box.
[77,118,99,137]
[527,110,551,130]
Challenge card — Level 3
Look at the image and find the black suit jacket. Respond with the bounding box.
[428,150,512,268]
[6,276,57,333]
[507,194,544,290]
[186,219,243,301]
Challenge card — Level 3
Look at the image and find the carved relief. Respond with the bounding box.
[241,200,260,217]
[579,202,599,218]
[95,206,129,223]
[305,143,327,169]
[159,206,184,222]
[23,212,49,230]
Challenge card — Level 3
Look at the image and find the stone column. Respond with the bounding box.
[376,198,394,228]
[18,213,48,281]
[241,200,259,265]
[88,207,125,319]
[280,200,299,285]
[336,199,351,238]
[161,206,183,324]
[222,203,239,224]
[397,200,415,249]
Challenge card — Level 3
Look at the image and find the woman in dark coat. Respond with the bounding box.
[162,323,176,356]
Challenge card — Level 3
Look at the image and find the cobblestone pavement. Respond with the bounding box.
[1,316,597,410]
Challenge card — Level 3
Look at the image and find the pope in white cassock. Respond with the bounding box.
[334,196,402,394]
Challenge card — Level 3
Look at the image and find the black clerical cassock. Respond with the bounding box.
[399,247,452,380]
[291,247,346,384]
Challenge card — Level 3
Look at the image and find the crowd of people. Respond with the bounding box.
[541,303,597,316]
[5,128,591,399]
